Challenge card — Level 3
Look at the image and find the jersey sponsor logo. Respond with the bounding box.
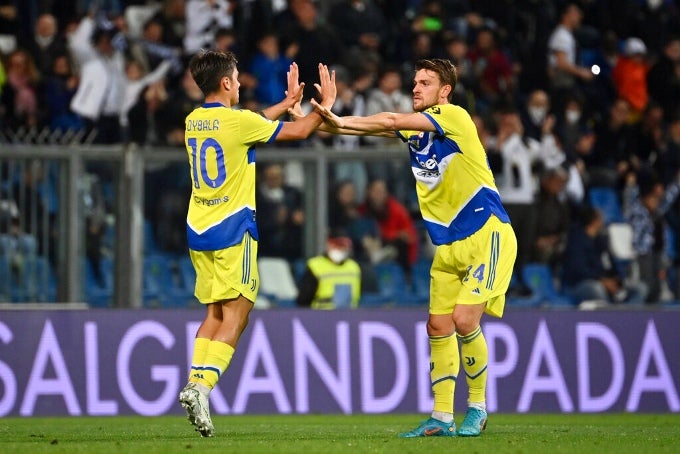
[194,195,230,206]
[416,169,440,178]
[186,119,220,131]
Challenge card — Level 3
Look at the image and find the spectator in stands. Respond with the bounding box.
[249,32,294,107]
[27,13,67,76]
[42,54,84,132]
[623,170,680,303]
[556,93,588,158]
[68,15,125,144]
[562,205,647,305]
[296,232,362,309]
[328,0,388,67]
[442,34,474,110]
[521,89,553,142]
[628,102,665,165]
[647,35,680,123]
[359,179,418,277]
[155,67,204,146]
[183,0,234,54]
[128,17,182,76]
[663,115,680,297]
[587,98,634,188]
[151,0,186,50]
[546,3,594,112]
[121,58,172,145]
[494,105,566,293]
[317,65,369,197]
[468,26,514,112]
[0,48,40,130]
[280,0,344,93]
[655,112,680,186]
[364,65,412,196]
[532,166,570,270]
[328,179,382,265]
[256,163,304,262]
[613,37,650,119]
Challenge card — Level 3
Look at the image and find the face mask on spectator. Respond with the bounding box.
[566,110,581,124]
[647,0,662,10]
[328,248,349,264]
[529,106,547,124]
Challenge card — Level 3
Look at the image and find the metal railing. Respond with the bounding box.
[0,144,407,307]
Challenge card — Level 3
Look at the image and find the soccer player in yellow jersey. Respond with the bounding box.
[178,50,336,437]
[311,59,517,437]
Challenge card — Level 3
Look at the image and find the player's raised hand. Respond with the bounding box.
[284,62,305,107]
[314,63,336,109]
[310,98,344,129]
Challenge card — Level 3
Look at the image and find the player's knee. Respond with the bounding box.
[426,317,454,336]
[453,316,478,336]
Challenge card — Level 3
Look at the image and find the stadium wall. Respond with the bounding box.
[0,308,678,417]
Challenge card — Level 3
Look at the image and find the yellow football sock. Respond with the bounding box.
[188,337,210,383]
[197,340,235,390]
[430,333,459,414]
[458,326,487,404]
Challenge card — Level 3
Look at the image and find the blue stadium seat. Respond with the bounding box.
[84,256,114,307]
[144,254,193,307]
[373,261,422,306]
[0,253,11,301]
[178,256,197,299]
[522,263,575,307]
[588,187,623,224]
[411,258,431,303]
[144,220,160,254]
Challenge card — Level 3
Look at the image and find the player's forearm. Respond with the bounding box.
[341,112,397,132]
[321,123,395,138]
[261,99,294,121]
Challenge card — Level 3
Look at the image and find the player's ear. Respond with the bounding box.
[440,84,452,100]
[222,76,231,91]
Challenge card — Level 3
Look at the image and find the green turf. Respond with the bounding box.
[1,414,679,453]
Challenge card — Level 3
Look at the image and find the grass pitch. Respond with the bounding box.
[1,413,679,453]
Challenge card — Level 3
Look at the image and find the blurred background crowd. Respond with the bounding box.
[1,0,680,307]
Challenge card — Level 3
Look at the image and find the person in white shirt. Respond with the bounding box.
[120,59,172,144]
[68,15,126,143]
[547,3,594,112]
[494,107,566,293]
[183,0,234,55]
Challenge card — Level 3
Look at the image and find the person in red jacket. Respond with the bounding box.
[613,37,650,118]
[359,179,418,276]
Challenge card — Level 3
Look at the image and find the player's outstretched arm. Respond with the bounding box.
[311,101,436,135]
[261,62,305,120]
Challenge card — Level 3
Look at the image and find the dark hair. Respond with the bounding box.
[415,58,457,100]
[188,50,238,96]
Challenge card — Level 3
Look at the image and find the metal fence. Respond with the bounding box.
[0,144,407,307]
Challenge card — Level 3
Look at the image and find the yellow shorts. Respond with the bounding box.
[430,215,517,318]
[189,233,259,304]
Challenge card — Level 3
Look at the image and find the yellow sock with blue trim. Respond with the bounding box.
[197,340,235,390]
[188,337,210,383]
[430,333,459,415]
[458,326,488,405]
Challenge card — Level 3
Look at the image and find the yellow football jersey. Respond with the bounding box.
[184,102,282,250]
[396,103,510,245]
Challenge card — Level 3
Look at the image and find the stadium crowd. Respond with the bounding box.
[1,0,680,306]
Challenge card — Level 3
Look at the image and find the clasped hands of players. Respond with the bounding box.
[283,62,337,116]
[284,62,341,125]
